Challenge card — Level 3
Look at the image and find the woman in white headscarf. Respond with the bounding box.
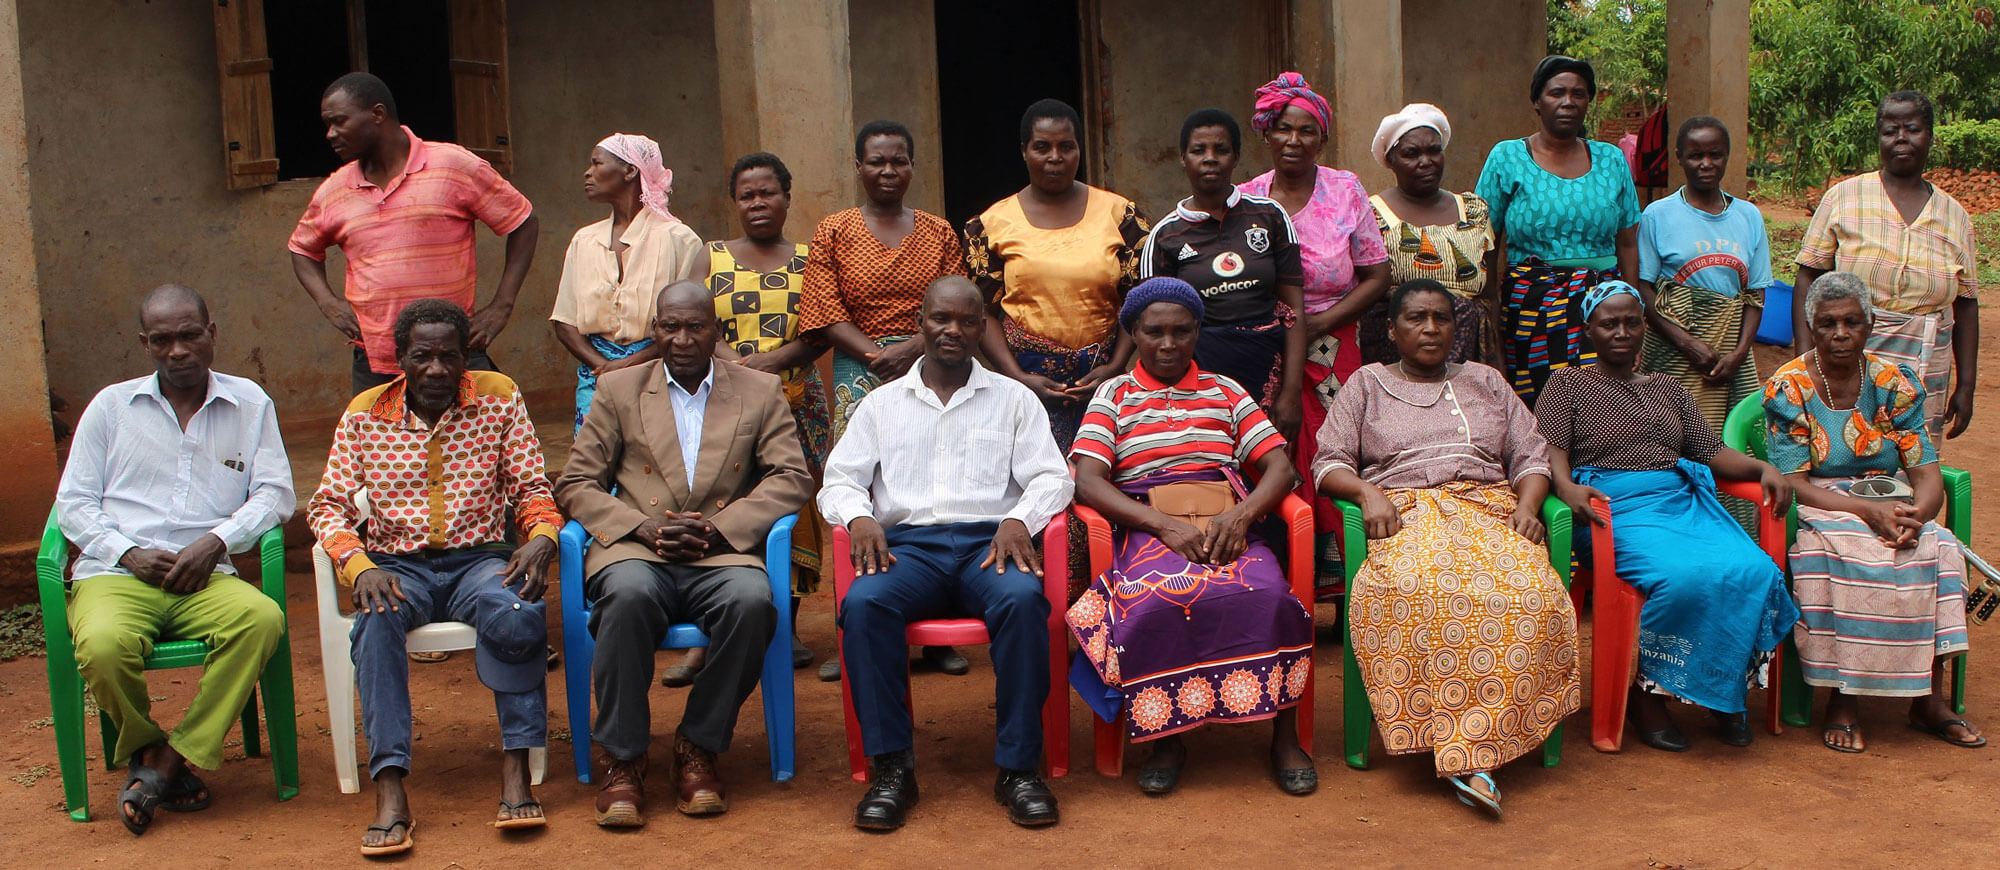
[1359,103,1502,368]
[551,133,706,431]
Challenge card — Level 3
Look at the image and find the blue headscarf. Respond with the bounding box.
[1581,279,1643,320]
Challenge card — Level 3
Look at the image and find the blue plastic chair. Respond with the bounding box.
[560,515,797,783]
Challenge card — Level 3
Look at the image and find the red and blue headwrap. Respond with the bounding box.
[1250,72,1331,134]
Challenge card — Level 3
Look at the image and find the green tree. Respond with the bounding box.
[1547,0,1667,132]
[1749,0,2000,187]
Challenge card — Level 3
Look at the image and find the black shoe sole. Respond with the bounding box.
[853,813,906,831]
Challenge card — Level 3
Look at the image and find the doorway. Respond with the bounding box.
[933,0,1086,227]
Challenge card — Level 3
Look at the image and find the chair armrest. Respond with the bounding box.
[1069,504,1113,583]
[256,525,288,610]
[830,525,853,606]
[763,514,798,601]
[1717,479,1788,565]
[1721,393,1764,454]
[559,521,589,621]
[1332,498,1366,583]
[1942,464,1972,543]
[1585,497,1616,586]
[37,508,76,666]
[1541,496,1573,588]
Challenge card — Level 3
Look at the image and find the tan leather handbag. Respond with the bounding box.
[1148,480,1239,533]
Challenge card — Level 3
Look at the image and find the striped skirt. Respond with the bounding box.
[1638,279,1761,433]
[1501,259,1613,407]
[1867,308,1953,438]
[1790,475,1970,697]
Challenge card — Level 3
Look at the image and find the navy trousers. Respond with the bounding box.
[838,522,1050,771]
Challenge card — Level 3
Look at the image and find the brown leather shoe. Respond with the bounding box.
[594,753,647,828]
[673,733,727,816]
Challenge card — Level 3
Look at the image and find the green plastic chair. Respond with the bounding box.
[1333,495,1573,770]
[1721,393,1970,727]
[35,508,301,822]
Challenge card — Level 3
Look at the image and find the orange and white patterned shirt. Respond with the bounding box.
[309,370,561,584]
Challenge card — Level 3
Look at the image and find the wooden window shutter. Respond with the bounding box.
[447,0,512,175]
[212,0,279,189]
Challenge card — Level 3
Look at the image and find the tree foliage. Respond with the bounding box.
[1749,0,2000,185]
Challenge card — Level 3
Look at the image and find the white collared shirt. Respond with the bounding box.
[56,371,296,580]
[665,361,716,490]
[818,356,1074,534]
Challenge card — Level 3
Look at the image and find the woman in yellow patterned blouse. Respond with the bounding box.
[707,152,831,672]
[964,98,1149,450]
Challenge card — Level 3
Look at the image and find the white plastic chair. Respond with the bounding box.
[312,490,547,794]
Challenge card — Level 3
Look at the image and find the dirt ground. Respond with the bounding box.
[7,310,1998,869]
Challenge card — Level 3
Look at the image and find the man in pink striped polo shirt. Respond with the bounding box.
[289,72,540,395]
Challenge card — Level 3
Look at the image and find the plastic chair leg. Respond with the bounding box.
[1589,581,1642,753]
[838,627,869,782]
[1780,635,1812,728]
[1093,712,1124,776]
[325,643,361,795]
[240,689,263,758]
[1342,636,1371,770]
[529,748,547,785]
[1042,625,1069,779]
[761,586,798,783]
[563,619,596,784]
[1764,642,1785,737]
[99,709,119,771]
[49,665,91,821]
[1952,653,1968,716]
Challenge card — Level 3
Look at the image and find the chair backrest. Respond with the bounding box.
[1722,392,1766,459]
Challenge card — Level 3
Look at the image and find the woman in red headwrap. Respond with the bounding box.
[1237,73,1392,591]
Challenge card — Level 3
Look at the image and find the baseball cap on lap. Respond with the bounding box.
[474,599,548,694]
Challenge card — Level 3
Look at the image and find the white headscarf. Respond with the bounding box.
[1370,103,1452,169]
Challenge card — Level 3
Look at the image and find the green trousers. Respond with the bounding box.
[67,573,285,770]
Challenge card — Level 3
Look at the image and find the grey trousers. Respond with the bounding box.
[585,558,776,760]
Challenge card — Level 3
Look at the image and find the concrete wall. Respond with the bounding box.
[1092,0,1284,222]
[849,0,944,216]
[0,0,57,562]
[21,0,725,442]
[1401,0,1547,194]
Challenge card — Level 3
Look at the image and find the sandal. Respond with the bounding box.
[162,768,213,813]
[1448,773,1503,819]
[494,799,547,830]
[360,818,415,857]
[118,763,170,835]
[1908,717,1987,748]
[409,650,451,664]
[1821,723,1864,753]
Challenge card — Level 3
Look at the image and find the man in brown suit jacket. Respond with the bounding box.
[556,281,811,827]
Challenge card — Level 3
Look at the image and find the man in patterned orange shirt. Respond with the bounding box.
[308,300,561,855]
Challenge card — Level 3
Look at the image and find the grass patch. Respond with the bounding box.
[0,605,45,660]
[10,764,53,788]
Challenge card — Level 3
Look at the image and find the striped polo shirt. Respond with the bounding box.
[1071,363,1285,483]
[288,126,534,374]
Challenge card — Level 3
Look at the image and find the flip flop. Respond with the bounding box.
[1821,723,1864,753]
[409,650,451,664]
[359,818,415,857]
[161,768,213,813]
[1448,773,1503,819]
[118,763,170,836]
[494,799,547,830]
[1908,717,1988,748]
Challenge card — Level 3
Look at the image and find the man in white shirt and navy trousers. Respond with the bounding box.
[818,277,1074,832]
[54,284,294,835]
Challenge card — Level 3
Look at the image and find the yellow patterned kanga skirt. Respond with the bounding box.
[1350,481,1581,776]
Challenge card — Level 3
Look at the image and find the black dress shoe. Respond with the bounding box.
[1713,710,1754,747]
[1629,709,1690,752]
[993,769,1059,827]
[922,645,971,676]
[853,757,918,831]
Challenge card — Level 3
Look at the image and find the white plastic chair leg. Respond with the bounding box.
[529,747,546,785]
[325,643,360,794]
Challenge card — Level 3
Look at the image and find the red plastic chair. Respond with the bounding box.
[831,521,1071,782]
[1585,481,1789,752]
[1071,493,1317,776]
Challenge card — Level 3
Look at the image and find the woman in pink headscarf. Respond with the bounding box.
[550,133,710,685]
[1237,73,1391,592]
[551,133,706,431]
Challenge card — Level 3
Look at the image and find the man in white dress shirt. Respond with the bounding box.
[54,284,294,834]
[818,277,1074,832]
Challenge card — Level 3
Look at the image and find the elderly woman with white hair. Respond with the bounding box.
[1763,270,1984,753]
[1359,102,1501,368]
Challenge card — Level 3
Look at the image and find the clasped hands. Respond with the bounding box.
[633,511,729,563]
[1152,507,1255,567]
[119,533,230,594]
